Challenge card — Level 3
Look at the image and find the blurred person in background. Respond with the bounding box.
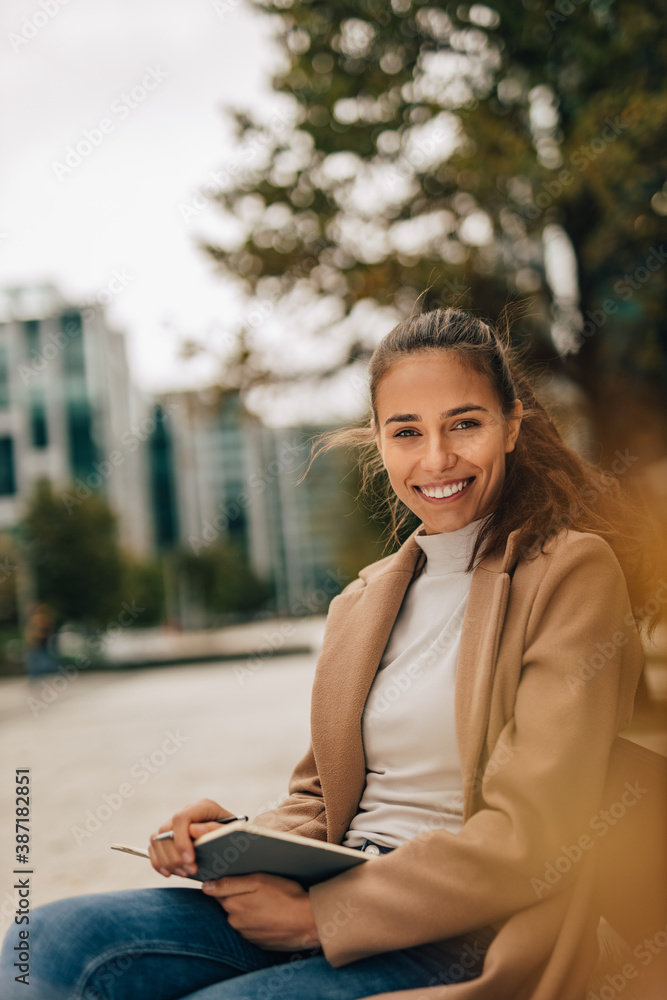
[2,308,660,1000]
[24,602,58,679]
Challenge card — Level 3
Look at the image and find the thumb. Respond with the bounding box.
[189,821,224,839]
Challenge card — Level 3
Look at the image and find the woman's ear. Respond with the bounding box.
[504,399,523,454]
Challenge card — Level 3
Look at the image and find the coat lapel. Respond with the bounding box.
[455,568,509,819]
[311,532,424,843]
[455,528,522,819]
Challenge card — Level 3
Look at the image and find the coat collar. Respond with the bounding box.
[311,525,522,842]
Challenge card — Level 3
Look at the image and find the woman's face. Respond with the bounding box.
[374,352,523,534]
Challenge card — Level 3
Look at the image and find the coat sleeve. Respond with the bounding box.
[251,741,328,841]
[308,533,645,965]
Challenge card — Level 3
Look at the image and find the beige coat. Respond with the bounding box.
[256,526,644,999]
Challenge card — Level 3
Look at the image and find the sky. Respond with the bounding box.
[0,0,289,397]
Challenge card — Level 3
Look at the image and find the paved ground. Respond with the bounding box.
[0,642,323,943]
[1,617,665,950]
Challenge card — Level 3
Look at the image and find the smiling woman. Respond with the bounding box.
[372,354,522,535]
[312,307,656,598]
[1,307,662,1000]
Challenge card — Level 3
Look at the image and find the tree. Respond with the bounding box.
[199,0,666,463]
[23,479,125,629]
[122,558,165,627]
[175,541,274,621]
[0,532,18,625]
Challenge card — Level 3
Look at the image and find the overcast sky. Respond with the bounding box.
[0,0,287,395]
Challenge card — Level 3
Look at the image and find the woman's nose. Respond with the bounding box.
[421,435,457,472]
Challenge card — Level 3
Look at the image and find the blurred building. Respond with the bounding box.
[148,388,350,616]
[0,283,151,555]
[0,283,358,627]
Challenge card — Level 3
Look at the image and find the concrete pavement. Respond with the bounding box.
[0,643,322,941]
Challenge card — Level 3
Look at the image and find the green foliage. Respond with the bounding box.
[203,0,667,458]
[122,558,165,627]
[0,623,23,678]
[176,542,274,618]
[23,479,125,629]
[0,533,18,624]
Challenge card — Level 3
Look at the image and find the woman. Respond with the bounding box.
[2,307,655,999]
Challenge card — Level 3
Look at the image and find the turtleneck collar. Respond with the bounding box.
[414,517,487,576]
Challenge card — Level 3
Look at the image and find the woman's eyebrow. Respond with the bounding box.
[384,405,489,426]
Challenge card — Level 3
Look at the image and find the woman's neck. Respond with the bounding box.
[414,517,486,575]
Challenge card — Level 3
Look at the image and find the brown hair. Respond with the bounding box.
[307,307,659,635]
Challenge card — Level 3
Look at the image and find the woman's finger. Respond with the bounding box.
[201,875,257,899]
[146,800,232,874]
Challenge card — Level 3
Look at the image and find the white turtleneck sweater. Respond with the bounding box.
[343,517,485,850]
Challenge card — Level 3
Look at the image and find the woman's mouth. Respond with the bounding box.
[414,477,475,502]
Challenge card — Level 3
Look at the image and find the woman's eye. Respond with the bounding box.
[392,420,479,437]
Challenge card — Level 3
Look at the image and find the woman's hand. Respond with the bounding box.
[202,873,321,951]
[148,798,235,878]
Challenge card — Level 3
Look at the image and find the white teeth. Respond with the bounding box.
[419,479,470,499]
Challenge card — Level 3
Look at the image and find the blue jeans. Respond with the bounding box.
[0,887,488,999]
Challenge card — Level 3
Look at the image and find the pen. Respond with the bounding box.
[151,816,249,842]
